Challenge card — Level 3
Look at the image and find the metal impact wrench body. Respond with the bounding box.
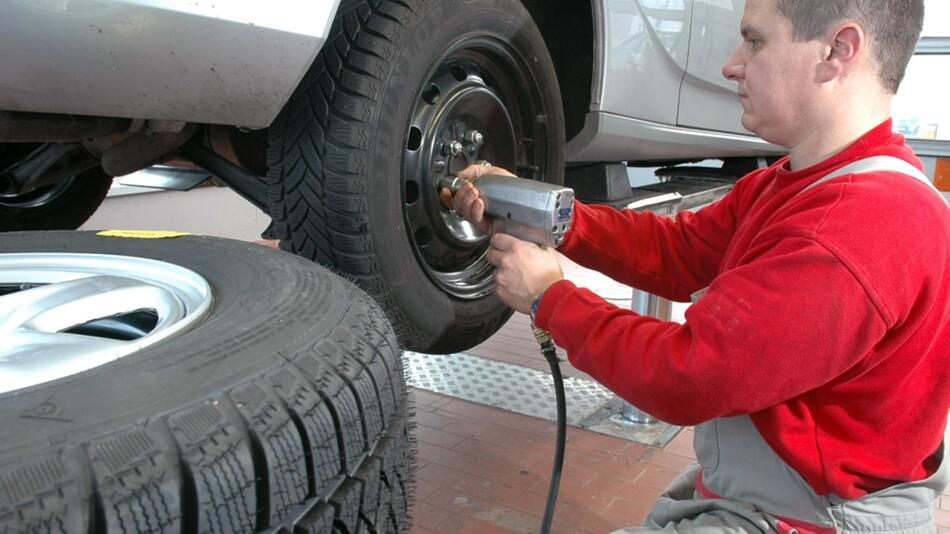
[440,174,575,248]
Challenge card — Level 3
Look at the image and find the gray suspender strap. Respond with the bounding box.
[799,155,949,206]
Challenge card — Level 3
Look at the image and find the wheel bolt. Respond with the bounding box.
[442,140,463,156]
[465,130,484,146]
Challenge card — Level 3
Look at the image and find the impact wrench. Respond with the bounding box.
[441,173,575,534]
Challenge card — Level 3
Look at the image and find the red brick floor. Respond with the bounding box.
[408,387,696,534]
[406,255,665,533]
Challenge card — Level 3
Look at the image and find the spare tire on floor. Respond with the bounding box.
[0,231,414,533]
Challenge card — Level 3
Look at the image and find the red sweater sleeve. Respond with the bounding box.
[536,235,888,426]
[558,183,747,301]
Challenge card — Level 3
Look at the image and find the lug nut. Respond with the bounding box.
[442,140,463,156]
[464,130,484,146]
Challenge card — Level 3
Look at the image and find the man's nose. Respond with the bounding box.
[722,47,744,81]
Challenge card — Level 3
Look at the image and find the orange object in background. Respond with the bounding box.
[935,158,950,192]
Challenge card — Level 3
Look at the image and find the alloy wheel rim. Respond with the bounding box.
[0,252,212,394]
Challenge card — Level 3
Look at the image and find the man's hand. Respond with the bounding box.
[439,164,516,235]
[440,163,564,313]
[486,233,563,314]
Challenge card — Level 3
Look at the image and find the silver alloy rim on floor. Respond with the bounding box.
[0,252,212,394]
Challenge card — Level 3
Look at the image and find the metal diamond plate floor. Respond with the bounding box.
[404,350,681,447]
[405,351,614,425]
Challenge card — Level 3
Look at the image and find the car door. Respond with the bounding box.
[676,0,748,134]
[598,0,693,125]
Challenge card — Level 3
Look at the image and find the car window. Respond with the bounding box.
[893,0,949,141]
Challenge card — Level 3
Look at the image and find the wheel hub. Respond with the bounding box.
[403,54,523,299]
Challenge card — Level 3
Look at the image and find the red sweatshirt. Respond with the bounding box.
[536,120,950,499]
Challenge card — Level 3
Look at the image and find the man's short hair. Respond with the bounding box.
[775,0,924,93]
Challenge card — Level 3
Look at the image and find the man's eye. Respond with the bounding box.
[748,39,762,49]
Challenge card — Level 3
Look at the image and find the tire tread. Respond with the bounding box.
[267,0,440,350]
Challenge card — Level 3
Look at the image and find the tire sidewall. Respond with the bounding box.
[0,233,356,456]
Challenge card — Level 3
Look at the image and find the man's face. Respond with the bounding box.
[721,0,824,148]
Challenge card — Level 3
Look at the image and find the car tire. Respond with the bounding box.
[0,166,112,232]
[0,231,414,533]
[266,0,566,354]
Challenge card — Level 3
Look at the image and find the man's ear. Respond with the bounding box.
[816,23,864,83]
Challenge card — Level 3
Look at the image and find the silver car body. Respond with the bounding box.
[0,0,777,159]
[0,0,337,129]
[567,0,783,162]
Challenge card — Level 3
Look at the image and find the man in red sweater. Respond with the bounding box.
[444,0,948,531]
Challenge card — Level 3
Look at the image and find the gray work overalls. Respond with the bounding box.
[617,156,950,533]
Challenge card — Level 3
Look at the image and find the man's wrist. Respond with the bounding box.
[529,290,546,323]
